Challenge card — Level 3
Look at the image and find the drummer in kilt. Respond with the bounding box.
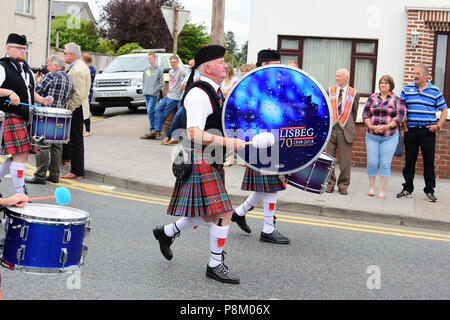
[0,33,53,195]
[231,49,291,245]
[153,45,246,284]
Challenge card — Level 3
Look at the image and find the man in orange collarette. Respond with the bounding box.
[325,68,360,195]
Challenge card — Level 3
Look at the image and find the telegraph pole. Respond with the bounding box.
[211,0,225,45]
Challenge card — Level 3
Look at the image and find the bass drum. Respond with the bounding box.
[222,65,332,175]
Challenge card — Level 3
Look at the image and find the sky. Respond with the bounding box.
[85,0,251,48]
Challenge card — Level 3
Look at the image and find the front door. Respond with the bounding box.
[434,32,450,105]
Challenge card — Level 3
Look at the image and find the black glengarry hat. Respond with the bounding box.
[6,33,27,46]
[182,45,226,96]
[193,45,226,69]
[256,49,280,67]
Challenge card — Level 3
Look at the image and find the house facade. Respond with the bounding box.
[0,0,51,66]
[248,0,450,179]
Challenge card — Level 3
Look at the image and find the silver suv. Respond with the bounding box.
[91,51,184,116]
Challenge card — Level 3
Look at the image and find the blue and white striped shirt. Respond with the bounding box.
[401,80,447,127]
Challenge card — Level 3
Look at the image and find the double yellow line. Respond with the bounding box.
[2,157,450,243]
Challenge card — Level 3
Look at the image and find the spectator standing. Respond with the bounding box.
[220,63,238,97]
[26,54,73,185]
[145,56,185,139]
[396,64,448,202]
[81,52,96,137]
[140,52,163,139]
[325,68,360,195]
[60,42,91,180]
[161,59,198,146]
[362,75,405,199]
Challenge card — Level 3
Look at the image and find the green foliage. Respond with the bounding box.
[96,39,118,55]
[116,42,144,55]
[51,15,100,52]
[177,22,210,63]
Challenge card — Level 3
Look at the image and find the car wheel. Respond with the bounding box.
[90,107,106,116]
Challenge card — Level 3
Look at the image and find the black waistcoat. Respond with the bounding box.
[181,80,226,163]
[0,57,34,119]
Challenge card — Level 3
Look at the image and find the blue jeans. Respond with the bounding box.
[167,101,184,140]
[366,131,399,177]
[154,97,180,132]
[145,95,158,132]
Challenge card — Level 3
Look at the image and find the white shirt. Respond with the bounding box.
[184,75,220,130]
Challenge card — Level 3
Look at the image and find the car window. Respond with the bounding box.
[103,56,149,73]
[159,56,169,69]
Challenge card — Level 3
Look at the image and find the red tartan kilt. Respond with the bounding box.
[0,116,37,155]
[241,167,286,192]
[167,160,233,217]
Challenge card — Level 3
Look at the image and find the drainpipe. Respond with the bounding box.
[46,0,52,58]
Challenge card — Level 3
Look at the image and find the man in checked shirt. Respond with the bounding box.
[26,54,73,185]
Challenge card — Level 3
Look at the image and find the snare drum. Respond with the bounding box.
[29,107,72,143]
[0,203,89,274]
[0,110,5,145]
[286,153,336,194]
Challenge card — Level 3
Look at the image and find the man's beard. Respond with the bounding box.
[15,56,25,62]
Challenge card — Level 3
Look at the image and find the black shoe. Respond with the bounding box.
[260,229,290,244]
[206,252,240,284]
[153,225,177,261]
[425,192,437,202]
[46,176,60,183]
[231,210,252,234]
[25,177,46,185]
[396,190,412,199]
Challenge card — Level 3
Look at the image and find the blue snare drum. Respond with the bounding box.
[0,203,89,274]
[29,107,72,143]
[223,65,332,174]
[286,152,336,194]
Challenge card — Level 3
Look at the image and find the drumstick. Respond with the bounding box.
[5,99,45,108]
[244,132,276,148]
[28,187,71,205]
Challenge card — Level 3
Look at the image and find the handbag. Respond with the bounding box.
[394,133,404,157]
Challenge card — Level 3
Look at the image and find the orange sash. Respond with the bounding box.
[329,86,357,128]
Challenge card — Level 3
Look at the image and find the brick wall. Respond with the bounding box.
[351,120,450,180]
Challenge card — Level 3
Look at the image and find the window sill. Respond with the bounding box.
[15,12,35,19]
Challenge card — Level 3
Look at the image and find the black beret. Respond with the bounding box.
[256,49,280,67]
[6,33,27,46]
[194,45,225,69]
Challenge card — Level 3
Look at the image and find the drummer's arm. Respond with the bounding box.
[0,194,29,208]
[187,127,245,151]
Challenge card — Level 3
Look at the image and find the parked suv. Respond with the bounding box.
[90,51,184,116]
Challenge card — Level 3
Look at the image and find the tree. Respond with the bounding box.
[116,42,144,55]
[51,15,100,52]
[224,31,240,67]
[177,22,210,63]
[100,0,182,51]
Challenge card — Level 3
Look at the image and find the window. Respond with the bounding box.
[16,0,32,15]
[278,36,378,96]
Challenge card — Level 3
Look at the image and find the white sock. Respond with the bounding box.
[0,158,12,178]
[262,192,278,234]
[235,192,264,216]
[164,216,209,237]
[209,224,229,267]
[10,162,26,194]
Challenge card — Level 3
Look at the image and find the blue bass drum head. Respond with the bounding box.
[223,65,332,174]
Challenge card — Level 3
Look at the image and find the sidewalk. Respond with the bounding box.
[75,112,450,232]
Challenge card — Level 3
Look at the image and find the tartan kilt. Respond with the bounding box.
[167,160,233,217]
[0,116,37,155]
[241,167,286,192]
